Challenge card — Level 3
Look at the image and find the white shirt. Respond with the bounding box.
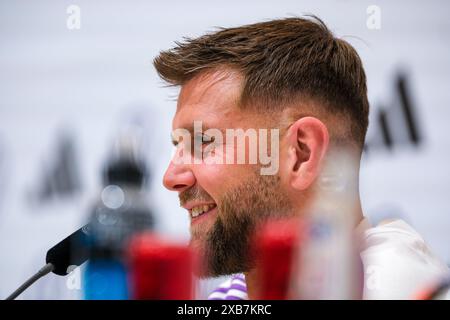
[360,219,449,299]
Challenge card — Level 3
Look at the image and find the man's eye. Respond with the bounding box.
[194,134,214,145]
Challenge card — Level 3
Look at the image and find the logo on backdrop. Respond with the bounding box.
[365,72,423,153]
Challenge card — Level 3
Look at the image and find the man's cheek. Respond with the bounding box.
[202,142,236,165]
[202,143,227,165]
[202,143,247,173]
[193,159,228,189]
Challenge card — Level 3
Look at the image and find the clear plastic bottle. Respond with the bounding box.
[289,150,364,299]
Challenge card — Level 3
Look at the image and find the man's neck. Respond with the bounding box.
[244,270,259,300]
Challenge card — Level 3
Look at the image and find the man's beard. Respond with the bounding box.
[180,170,292,278]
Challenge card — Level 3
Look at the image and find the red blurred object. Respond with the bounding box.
[413,278,450,300]
[253,218,305,300]
[128,233,194,299]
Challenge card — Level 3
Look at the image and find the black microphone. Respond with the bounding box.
[5,225,90,300]
[45,224,90,275]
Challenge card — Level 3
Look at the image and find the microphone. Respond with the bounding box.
[45,224,90,276]
[5,224,90,300]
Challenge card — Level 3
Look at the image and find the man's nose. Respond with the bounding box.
[163,161,196,192]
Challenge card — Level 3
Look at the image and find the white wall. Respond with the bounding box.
[0,0,449,299]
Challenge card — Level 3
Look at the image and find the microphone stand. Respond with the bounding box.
[5,263,54,300]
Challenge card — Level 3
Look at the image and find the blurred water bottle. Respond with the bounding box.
[83,126,155,300]
[289,150,364,299]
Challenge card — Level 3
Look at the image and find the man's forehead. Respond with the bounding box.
[173,69,243,130]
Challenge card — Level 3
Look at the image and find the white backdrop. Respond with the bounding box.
[0,0,449,299]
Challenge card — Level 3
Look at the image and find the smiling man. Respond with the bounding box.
[154,17,449,299]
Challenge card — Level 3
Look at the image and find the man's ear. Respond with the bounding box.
[283,117,329,191]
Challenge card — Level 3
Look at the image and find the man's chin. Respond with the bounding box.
[191,261,234,279]
[189,238,226,279]
[192,266,213,279]
[189,239,251,279]
[189,238,209,278]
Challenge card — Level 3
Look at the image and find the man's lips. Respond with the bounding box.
[182,201,213,210]
[189,205,217,224]
[181,201,217,222]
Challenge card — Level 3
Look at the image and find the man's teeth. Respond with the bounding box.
[191,204,216,218]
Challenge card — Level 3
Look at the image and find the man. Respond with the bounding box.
[154,16,449,299]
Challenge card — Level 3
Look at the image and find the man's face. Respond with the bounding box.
[163,70,292,277]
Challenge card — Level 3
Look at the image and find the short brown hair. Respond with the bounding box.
[154,16,369,148]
